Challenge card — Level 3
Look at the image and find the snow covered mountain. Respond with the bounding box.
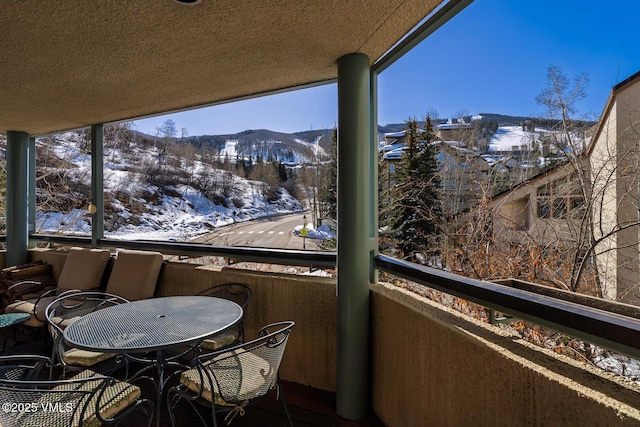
[182,128,332,164]
[24,131,305,242]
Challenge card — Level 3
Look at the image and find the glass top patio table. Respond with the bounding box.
[63,296,243,353]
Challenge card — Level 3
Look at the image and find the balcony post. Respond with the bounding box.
[90,124,104,248]
[6,131,30,266]
[370,70,379,284]
[28,136,36,248]
[336,52,371,420]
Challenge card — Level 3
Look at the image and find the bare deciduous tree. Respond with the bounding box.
[448,66,640,304]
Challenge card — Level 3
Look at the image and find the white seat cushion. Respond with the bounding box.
[5,295,60,327]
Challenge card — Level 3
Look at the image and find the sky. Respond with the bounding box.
[134,0,640,137]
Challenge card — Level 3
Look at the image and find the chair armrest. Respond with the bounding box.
[5,279,49,297]
[0,355,51,380]
[32,288,83,322]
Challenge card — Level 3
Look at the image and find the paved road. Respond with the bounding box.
[192,213,319,250]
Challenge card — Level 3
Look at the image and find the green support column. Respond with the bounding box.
[369,71,379,284]
[6,131,30,266]
[90,125,104,248]
[336,52,370,420]
[28,137,36,247]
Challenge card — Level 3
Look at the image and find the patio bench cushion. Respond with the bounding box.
[62,348,115,367]
[105,250,163,301]
[5,295,60,327]
[180,349,271,406]
[199,330,239,351]
[57,248,111,290]
[4,248,111,327]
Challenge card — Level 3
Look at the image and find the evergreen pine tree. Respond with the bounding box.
[318,128,337,221]
[245,155,253,178]
[388,116,443,264]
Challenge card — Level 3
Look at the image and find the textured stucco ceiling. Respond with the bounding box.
[0,0,445,135]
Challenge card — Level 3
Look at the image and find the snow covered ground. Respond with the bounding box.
[488,126,540,152]
[292,222,334,240]
[219,139,238,158]
[482,125,557,169]
[33,133,336,242]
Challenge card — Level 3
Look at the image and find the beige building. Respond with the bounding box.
[436,120,476,147]
[469,70,640,304]
[588,70,640,303]
[486,162,583,245]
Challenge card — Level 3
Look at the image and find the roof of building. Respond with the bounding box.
[437,123,473,130]
[587,69,640,156]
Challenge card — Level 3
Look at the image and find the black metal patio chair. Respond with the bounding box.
[45,291,131,378]
[0,354,153,427]
[167,320,295,427]
[195,283,252,351]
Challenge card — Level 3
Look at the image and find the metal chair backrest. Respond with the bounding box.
[0,355,152,427]
[0,375,111,426]
[196,283,252,310]
[0,355,49,381]
[196,320,294,405]
[197,283,252,344]
[45,292,129,374]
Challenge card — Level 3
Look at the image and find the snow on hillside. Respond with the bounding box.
[215,135,325,165]
[488,126,539,152]
[296,136,326,159]
[219,139,238,158]
[489,125,589,153]
[35,133,304,242]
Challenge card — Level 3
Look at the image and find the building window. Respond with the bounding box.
[536,175,584,219]
[538,200,551,218]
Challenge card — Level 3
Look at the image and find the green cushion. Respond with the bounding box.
[0,312,30,328]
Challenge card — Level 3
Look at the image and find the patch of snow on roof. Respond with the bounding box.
[385,131,406,138]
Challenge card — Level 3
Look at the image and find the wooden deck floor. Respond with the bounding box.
[122,379,385,427]
[3,327,385,427]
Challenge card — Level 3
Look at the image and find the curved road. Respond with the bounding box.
[192,213,319,250]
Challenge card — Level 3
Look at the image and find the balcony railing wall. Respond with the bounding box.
[21,247,339,393]
[5,248,640,426]
[371,281,640,426]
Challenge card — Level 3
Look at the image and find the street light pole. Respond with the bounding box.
[301,214,308,250]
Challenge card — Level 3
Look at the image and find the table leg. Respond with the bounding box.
[155,350,167,427]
